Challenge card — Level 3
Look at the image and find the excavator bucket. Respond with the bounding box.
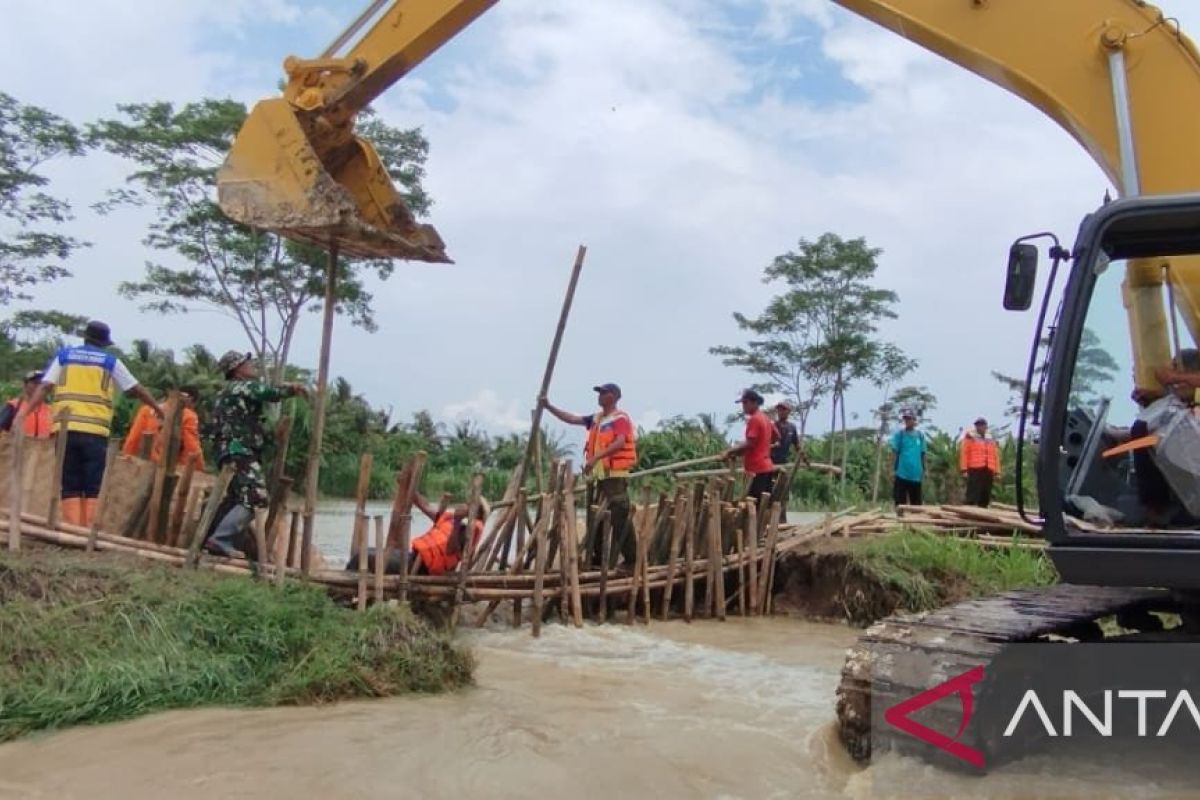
[216,98,450,262]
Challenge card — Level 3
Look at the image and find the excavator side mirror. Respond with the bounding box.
[1003,243,1039,311]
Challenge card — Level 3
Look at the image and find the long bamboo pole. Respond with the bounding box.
[8,428,24,551]
[87,442,120,552]
[302,241,339,575]
[46,410,69,528]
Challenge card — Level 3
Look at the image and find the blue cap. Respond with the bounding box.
[593,383,622,399]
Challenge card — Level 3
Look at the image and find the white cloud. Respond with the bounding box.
[4,0,1200,449]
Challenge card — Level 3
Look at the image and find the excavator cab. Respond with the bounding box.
[1014,194,1200,590]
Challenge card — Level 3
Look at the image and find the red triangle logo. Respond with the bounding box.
[883,665,986,768]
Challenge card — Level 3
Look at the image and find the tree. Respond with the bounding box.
[0,93,88,305]
[992,327,1118,425]
[88,100,434,379]
[714,233,902,500]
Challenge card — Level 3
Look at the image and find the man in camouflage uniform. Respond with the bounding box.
[203,350,308,557]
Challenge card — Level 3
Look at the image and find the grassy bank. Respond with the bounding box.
[847,528,1057,613]
[0,550,474,743]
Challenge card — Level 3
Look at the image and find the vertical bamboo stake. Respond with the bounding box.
[252,513,269,576]
[561,468,583,628]
[146,390,183,543]
[302,241,339,577]
[263,476,293,560]
[355,513,368,611]
[166,458,197,547]
[287,510,301,568]
[661,490,688,620]
[373,514,385,603]
[709,488,726,621]
[532,503,548,638]
[511,494,527,628]
[187,465,233,567]
[627,509,644,625]
[46,410,69,528]
[388,453,426,603]
[735,507,747,617]
[747,501,759,615]
[87,442,120,552]
[758,504,782,613]
[449,473,483,630]
[683,502,695,622]
[138,431,154,459]
[639,516,651,625]
[8,428,24,551]
[597,511,612,622]
[264,414,293,535]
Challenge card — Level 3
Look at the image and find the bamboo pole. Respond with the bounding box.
[287,510,301,568]
[8,428,24,551]
[187,465,233,567]
[639,510,651,625]
[709,486,725,621]
[138,431,154,459]
[264,414,293,535]
[356,512,368,611]
[735,507,747,617]
[302,241,339,578]
[449,473,483,630]
[660,490,688,620]
[560,468,583,627]
[46,410,69,528]
[373,514,385,603]
[146,390,183,543]
[252,513,269,576]
[683,496,695,622]
[166,458,197,548]
[87,442,120,552]
[511,492,527,628]
[501,244,587,511]
[532,499,548,638]
[263,476,293,560]
[747,501,759,615]
[388,454,427,602]
[758,504,782,613]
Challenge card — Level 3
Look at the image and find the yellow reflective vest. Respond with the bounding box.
[51,345,118,436]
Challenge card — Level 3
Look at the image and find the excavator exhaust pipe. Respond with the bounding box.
[217,98,450,262]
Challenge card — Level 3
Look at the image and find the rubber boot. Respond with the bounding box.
[206,505,252,557]
[61,497,83,527]
[83,497,99,528]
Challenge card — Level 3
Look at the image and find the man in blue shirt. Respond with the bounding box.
[889,408,926,507]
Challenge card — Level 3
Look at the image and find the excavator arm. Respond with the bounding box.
[217,0,497,262]
[832,0,1200,390]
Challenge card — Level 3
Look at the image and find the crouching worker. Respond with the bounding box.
[203,351,307,558]
[407,492,485,576]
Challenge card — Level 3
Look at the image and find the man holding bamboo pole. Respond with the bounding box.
[725,389,778,504]
[542,383,637,569]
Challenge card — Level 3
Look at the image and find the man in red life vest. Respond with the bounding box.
[0,370,52,438]
[724,389,779,504]
[541,382,638,569]
[407,492,486,576]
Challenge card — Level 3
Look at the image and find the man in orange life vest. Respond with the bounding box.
[960,417,1001,508]
[407,492,486,576]
[122,385,206,469]
[725,389,779,504]
[18,321,163,527]
[542,383,638,569]
[0,370,52,438]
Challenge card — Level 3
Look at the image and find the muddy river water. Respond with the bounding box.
[1,615,1197,799]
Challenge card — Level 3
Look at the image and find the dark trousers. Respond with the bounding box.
[587,478,634,569]
[747,471,776,506]
[965,468,995,508]
[62,431,109,498]
[1131,420,1172,511]
[893,477,922,507]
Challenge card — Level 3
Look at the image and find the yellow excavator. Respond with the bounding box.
[218,0,1200,768]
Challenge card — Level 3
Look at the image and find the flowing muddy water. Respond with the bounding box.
[1,617,1195,799]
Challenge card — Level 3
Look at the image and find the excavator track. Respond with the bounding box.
[835,584,1170,767]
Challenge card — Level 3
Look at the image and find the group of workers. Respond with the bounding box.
[887,410,1003,509]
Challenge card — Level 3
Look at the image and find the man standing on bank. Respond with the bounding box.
[18,321,162,528]
[960,417,1001,508]
[204,351,308,558]
[889,408,927,507]
[725,389,778,504]
[541,383,638,569]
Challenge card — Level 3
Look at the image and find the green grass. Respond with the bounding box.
[848,528,1058,612]
[0,550,474,742]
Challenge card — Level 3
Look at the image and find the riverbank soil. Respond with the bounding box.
[772,529,1057,626]
[0,547,473,743]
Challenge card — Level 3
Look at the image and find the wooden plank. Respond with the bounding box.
[356,512,368,611]
[166,458,197,548]
[187,465,233,567]
[46,410,69,528]
[146,391,183,543]
[87,442,120,552]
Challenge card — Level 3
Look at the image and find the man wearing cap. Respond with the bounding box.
[18,321,162,527]
[0,370,52,438]
[203,351,308,557]
[959,417,1001,508]
[542,384,638,568]
[770,400,802,519]
[889,408,927,507]
[725,389,779,504]
[122,385,206,470]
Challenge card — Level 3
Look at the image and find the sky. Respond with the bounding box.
[2,0,1199,449]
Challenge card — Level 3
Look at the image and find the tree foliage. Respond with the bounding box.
[0,93,88,305]
[87,100,434,378]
